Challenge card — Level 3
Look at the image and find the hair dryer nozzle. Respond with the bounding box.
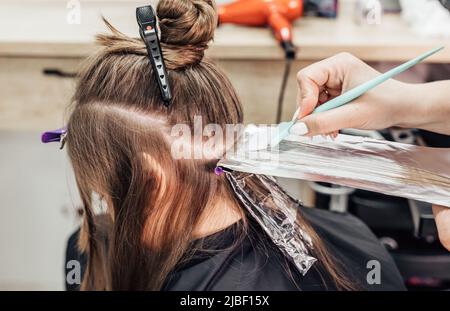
[281,40,297,59]
[218,0,302,59]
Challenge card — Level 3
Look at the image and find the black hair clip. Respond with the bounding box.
[136,5,172,106]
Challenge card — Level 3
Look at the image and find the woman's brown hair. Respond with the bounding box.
[67,0,356,290]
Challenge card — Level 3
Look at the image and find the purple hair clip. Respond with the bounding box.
[214,166,233,176]
[41,126,67,149]
[214,166,224,176]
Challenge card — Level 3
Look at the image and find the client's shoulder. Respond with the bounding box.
[299,206,406,290]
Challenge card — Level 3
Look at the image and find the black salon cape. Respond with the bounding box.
[65,206,406,291]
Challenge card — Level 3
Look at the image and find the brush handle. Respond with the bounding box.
[313,46,444,114]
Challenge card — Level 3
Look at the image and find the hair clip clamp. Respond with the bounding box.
[136,5,172,105]
[41,127,68,149]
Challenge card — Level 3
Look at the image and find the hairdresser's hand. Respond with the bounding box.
[294,53,411,136]
[433,205,450,251]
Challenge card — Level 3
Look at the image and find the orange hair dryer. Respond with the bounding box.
[218,0,303,59]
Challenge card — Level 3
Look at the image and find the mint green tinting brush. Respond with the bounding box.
[269,46,444,148]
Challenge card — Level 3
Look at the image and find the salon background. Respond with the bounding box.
[1,0,450,290]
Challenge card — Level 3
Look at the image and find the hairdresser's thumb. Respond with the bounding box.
[292,104,363,136]
[291,111,338,136]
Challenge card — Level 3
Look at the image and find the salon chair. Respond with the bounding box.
[312,128,450,290]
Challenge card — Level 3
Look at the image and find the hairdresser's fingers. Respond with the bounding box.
[326,131,339,139]
[296,102,371,136]
[296,59,338,117]
[296,56,347,118]
[327,88,341,97]
[433,204,450,251]
[318,90,329,104]
[297,72,321,118]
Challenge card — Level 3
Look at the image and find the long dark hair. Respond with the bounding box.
[66,0,356,290]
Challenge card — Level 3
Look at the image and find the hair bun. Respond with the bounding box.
[157,0,217,68]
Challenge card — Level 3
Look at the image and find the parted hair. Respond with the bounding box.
[66,0,356,290]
